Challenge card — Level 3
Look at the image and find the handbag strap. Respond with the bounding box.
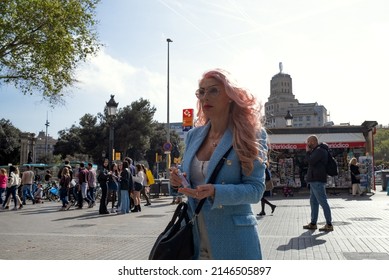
[194,146,233,215]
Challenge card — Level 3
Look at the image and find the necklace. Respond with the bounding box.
[210,135,222,148]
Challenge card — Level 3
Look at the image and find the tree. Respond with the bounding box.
[78,113,106,162]
[115,98,157,161]
[374,128,389,166]
[53,125,83,159]
[0,0,101,103]
[52,98,183,167]
[144,122,182,172]
[0,119,21,164]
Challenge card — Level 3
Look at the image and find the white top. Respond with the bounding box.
[134,170,145,185]
[190,156,209,186]
[8,172,20,187]
[190,156,212,259]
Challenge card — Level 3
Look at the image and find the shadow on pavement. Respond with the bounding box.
[276,230,327,251]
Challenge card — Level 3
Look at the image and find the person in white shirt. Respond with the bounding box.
[2,166,22,210]
[131,164,145,212]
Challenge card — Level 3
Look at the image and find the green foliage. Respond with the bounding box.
[52,98,175,167]
[374,128,389,166]
[78,113,106,162]
[0,0,101,103]
[53,125,83,159]
[115,98,157,161]
[147,126,181,171]
[0,118,21,164]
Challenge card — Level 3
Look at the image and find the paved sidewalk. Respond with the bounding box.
[258,185,389,260]
[1,186,388,260]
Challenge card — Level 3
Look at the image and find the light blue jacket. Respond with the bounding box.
[182,123,267,260]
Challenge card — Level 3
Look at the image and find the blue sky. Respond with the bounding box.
[2,0,388,138]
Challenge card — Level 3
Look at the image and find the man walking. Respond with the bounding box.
[21,165,35,205]
[303,135,334,232]
[77,162,91,209]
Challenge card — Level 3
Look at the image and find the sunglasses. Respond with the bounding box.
[195,85,221,99]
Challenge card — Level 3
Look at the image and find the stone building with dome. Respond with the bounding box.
[264,63,329,128]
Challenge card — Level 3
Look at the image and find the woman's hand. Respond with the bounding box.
[178,184,215,200]
[169,167,183,189]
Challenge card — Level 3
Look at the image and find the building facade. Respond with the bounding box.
[34,131,57,162]
[265,63,329,128]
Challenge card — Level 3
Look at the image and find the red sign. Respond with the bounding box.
[270,142,366,150]
[182,108,194,131]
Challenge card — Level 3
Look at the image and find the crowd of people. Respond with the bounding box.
[97,157,153,215]
[0,158,155,214]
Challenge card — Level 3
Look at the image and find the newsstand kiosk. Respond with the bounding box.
[266,121,378,194]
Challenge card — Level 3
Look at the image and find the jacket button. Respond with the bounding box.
[218,205,223,209]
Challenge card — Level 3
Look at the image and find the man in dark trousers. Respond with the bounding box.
[98,158,110,214]
[303,135,334,232]
[77,162,91,209]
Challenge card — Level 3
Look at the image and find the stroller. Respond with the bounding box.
[283,179,295,197]
[43,181,60,201]
[283,186,294,197]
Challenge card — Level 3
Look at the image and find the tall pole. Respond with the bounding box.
[45,112,49,157]
[109,121,114,170]
[166,38,172,178]
[106,95,119,170]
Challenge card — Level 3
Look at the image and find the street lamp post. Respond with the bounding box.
[106,95,119,169]
[166,38,173,178]
[285,110,293,127]
[45,112,50,157]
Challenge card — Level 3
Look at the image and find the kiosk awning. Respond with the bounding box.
[269,133,366,150]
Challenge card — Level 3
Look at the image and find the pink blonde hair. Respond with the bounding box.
[195,69,265,175]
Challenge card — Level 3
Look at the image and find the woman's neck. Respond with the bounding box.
[209,117,229,136]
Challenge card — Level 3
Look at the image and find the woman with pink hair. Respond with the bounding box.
[170,69,267,260]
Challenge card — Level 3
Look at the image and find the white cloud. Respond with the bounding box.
[76,49,195,123]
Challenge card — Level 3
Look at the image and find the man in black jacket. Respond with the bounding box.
[98,158,110,214]
[303,135,334,232]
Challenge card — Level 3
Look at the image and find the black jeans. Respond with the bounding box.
[99,182,108,214]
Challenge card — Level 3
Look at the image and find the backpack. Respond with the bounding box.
[319,143,338,176]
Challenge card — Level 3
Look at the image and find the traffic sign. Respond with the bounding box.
[163,142,172,152]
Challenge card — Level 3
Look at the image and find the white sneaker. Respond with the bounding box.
[110,208,115,213]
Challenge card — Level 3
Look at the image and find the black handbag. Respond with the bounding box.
[148,147,232,260]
